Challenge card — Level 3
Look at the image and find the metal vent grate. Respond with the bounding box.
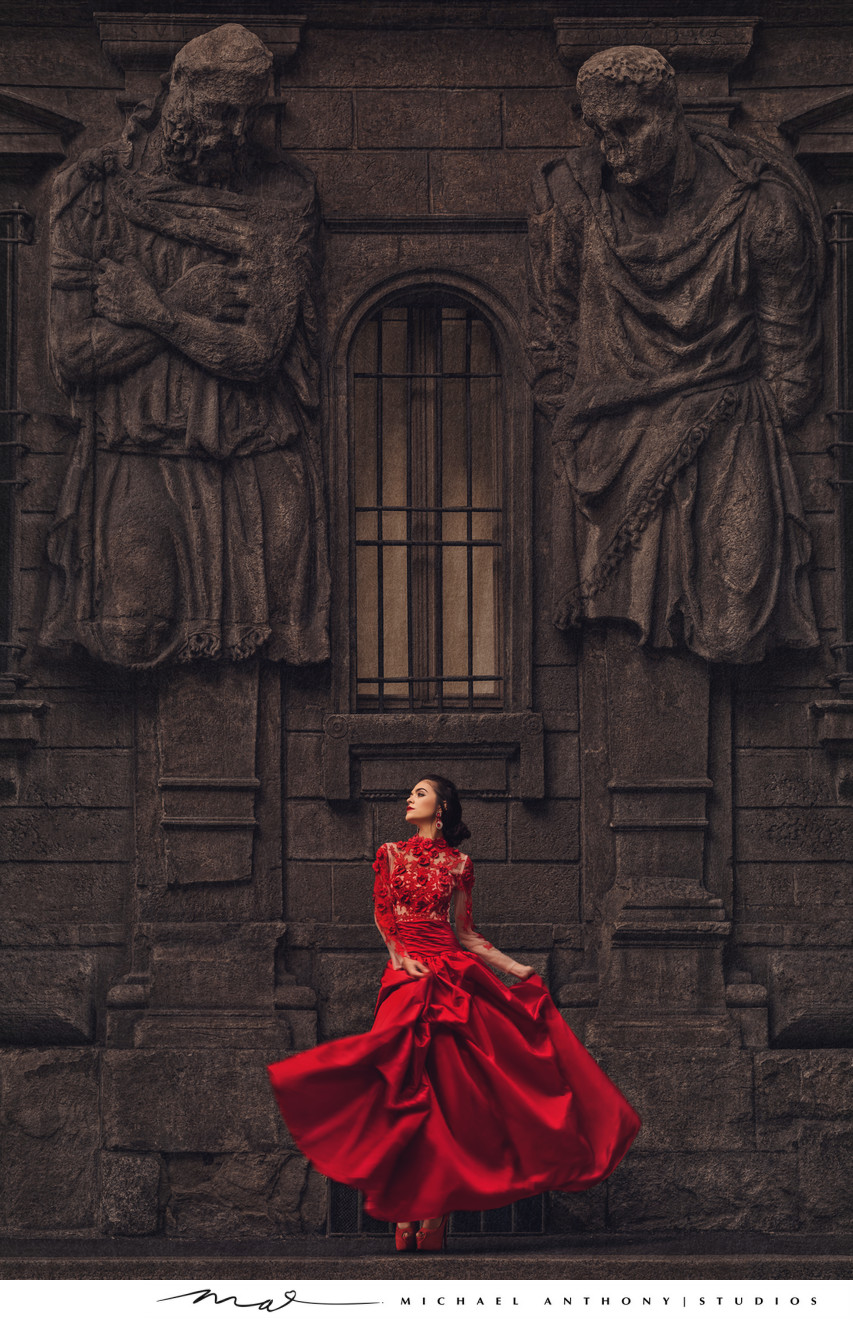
[326,1180,546,1235]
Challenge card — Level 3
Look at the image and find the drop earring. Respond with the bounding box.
[435,805,443,833]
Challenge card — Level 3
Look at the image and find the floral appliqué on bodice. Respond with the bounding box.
[372,834,523,976]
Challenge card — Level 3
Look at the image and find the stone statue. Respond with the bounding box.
[39,23,330,668]
[527,45,824,664]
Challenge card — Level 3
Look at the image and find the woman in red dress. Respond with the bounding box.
[266,774,641,1252]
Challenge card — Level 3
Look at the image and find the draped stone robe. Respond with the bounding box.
[40,124,330,669]
[527,124,824,664]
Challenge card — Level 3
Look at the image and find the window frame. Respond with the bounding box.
[350,298,505,712]
[329,275,533,718]
[0,205,32,682]
[830,207,853,675]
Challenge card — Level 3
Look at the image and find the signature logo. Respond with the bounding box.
[158,1288,380,1311]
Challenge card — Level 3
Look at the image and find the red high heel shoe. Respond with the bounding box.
[416,1213,448,1251]
[395,1223,416,1251]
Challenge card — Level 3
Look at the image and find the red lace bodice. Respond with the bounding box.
[372,833,524,976]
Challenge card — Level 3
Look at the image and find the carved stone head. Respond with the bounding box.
[576,45,684,188]
[159,23,274,185]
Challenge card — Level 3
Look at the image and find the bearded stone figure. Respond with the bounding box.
[527,46,824,665]
[39,23,330,669]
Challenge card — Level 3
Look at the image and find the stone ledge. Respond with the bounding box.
[322,712,545,801]
[2,1229,852,1256]
[736,922,853,947]
[0,1249,849,1280]
[0,923,126,947]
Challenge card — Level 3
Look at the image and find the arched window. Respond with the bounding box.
[830,208,853,676]
[350,299,503,710]
[0,206,31,683]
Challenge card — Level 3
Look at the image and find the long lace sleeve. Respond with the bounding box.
[452,855,528,977]
[372,844,409,969]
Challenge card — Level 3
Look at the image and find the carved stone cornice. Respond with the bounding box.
[554,16,757,74]
[322,711,545,802]
[0,91,82,175]
[554,15,757,108]
[780,93,853,179]
[95,12,306,77]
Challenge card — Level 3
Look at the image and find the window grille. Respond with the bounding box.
[0,205,32,679]
[326,1180,545,1236]
[351,302,504,710]
[829,208,853,673]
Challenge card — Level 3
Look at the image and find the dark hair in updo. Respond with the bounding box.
[423,774,471,848]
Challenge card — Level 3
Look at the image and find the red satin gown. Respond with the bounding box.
[266,833,641,1223]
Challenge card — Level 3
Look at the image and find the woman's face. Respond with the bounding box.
[405,779,439,827]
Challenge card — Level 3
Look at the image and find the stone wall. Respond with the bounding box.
[0,1,851,1252]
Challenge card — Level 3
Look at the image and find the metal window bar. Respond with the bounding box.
[355,304,504,711]
[356,538,501,548]
[353,371,501,379]
[375,314,385,711]
[832,208,853,670]
[0,208,33,676]
[356,504,502,513]
[466,313,474,707]
[405,305,414,710]
[359,673,502,682]
[434,308,444,711]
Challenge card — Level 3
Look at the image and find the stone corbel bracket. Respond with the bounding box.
[95,11,306,106]
[811,693,853,801]
[588,878,739,1049]
[554,16,758,127]
[780,94,853,180]
[96,12,306,75]
[0,92,83,175]
[0,692,47,802]
[322,712,545,803]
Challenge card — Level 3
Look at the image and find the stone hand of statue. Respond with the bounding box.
[95,256,163,330]
[400,955,430,979]
[78,144,124,181]
[161,261,252,325]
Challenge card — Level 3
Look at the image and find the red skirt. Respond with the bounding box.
[265,919,641,1222]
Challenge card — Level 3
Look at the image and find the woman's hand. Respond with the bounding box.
[510,963,536,982]
[401,956,430,979]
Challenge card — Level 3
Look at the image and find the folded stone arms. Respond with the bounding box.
[49,163,309,389]
[93,253,297,384]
